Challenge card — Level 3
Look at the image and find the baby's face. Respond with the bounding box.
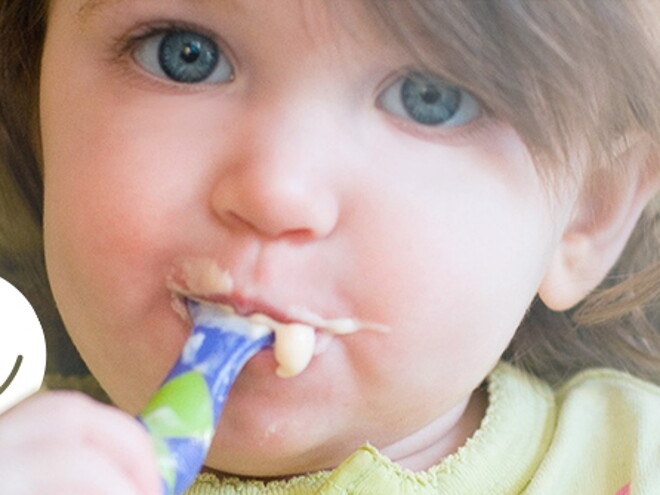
[41,0,576,476]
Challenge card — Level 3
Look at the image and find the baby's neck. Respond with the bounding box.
[379,385,488,472]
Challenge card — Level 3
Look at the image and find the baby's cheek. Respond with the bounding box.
[45,208,183,405]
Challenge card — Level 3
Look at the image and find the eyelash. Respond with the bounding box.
[115,20,213,56]
[374,71,492,141]
[110,20,231,89]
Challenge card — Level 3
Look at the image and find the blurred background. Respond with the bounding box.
[0,130,88,377]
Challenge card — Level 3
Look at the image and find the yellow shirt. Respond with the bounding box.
[184,364,660,494]
[46,363,660,494]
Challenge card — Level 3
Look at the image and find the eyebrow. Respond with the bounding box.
[77,0,243,22]
[77,0,122,21]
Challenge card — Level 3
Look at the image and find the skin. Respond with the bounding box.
[0,391,160,494]
[37,0,585,480]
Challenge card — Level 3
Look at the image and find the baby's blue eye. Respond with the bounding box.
[133,30,233,84]
[379,72,480,127]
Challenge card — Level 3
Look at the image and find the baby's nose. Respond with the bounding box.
[211,167,339,240]
[209,114,341,241]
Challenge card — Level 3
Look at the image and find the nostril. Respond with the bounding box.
[226,210,332,242]
[218,209,316,240]
[222,210,260,232]
[210,180,339,241]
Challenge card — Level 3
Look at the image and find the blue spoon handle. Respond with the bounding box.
[137,302,274,495]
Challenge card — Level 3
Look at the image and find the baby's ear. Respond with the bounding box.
[539,138,660,311]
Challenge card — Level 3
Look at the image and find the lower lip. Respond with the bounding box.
[241,346,278,374]
[240,337,331,379]
[177,299,338,378]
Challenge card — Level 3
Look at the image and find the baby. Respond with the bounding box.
[0,0,659,494]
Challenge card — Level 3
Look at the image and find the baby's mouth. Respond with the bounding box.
[186,298,320,378]
[166,257,389,378]
[180,295,389,378]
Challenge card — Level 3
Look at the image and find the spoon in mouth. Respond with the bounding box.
[136,300,273,495]
[140,280,390,494]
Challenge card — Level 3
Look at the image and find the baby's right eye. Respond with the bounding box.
[378,72,481,128]
[132,29,234,84]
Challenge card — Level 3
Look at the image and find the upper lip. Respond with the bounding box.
[178,290,390,335]
[166,256,333,328]
[187,291,303,326]
[166,275,323,328]
[165,263,390,334]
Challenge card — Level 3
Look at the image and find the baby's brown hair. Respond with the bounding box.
[1,0,659,382]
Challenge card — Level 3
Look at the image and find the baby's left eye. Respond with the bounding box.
[378,72,480,128]
[132,29,233,84]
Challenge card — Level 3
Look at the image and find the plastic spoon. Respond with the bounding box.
[137,300,273,495]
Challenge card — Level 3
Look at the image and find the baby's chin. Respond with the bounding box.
[203,379,366,477]
[203,423,359,479]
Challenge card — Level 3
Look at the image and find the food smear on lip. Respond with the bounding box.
[248,314,315,377]
[179,257,234,295]
[167,257,390,378]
